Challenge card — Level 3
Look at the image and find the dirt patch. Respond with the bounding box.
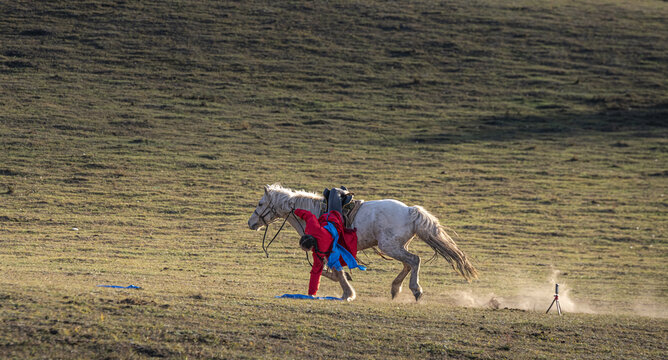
[118,298,154,306]
[19,29,52,36]
[132,343,173,358]
[0,169,19,176]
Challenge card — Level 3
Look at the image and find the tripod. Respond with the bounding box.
[546,283,562,315]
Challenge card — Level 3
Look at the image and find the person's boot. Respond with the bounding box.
[327,187,345,214]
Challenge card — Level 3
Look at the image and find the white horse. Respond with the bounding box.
[248,184,478,301]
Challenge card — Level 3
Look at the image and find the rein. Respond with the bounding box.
[255,195,333,269]
[261,208,307,258]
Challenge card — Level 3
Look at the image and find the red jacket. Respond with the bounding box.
[294,209,358,296]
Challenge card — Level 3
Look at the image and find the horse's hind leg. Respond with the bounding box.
[391,263,410,299]
[379,244,422,301]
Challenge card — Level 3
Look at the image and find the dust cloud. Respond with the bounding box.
[448,269,666,318]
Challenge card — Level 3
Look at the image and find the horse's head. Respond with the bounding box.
[248,186,271,230]
[248,185,285,230]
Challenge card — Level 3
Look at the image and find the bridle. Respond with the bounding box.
[253,192,276,229]
[261,209,296,258]
[254,191,306,258]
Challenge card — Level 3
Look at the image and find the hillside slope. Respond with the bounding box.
[0,0,666,358]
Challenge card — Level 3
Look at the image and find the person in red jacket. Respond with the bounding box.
[294,187,365,297]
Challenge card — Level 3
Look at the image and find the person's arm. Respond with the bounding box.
[294,209,329,296]
[295,209,330,239]
[308,252,324,296]
[294,209,318,230]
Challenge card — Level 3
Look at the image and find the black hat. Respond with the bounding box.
[299,235,317,250]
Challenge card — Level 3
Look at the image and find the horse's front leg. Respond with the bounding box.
[322,267,337,281]
[335,269,356,301]
[323,267,352,282]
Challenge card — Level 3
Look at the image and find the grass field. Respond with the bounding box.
[1,0,667,358]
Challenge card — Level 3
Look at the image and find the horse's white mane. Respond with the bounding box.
[266,183,323,213]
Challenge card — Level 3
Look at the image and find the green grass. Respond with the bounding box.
[1,0,667,358]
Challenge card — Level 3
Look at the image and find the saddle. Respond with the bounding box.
[342,199,364,229]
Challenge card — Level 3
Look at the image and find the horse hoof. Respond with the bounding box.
[342,290,356,302]
[391,286,402,299]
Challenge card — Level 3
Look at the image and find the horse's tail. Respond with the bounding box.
[410,205,478,282]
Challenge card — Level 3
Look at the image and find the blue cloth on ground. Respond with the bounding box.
[97,285,141,289]
[323,222,366,272]
[276,294,342,301]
